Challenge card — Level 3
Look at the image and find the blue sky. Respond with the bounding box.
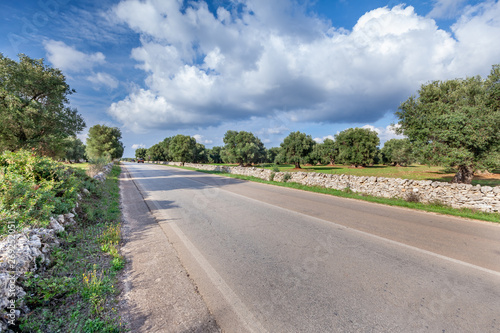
[1,0,499,157]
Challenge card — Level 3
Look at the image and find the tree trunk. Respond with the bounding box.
[294,162,301,169]
[452,165,474,184]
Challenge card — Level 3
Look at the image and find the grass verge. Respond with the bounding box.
[166,165,499,223]
[17,165,126,332]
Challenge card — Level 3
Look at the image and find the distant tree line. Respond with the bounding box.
[141,128,387,169]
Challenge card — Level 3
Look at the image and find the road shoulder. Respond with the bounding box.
[118,165,220,332]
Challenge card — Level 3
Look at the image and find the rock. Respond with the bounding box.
[49,217,64,232]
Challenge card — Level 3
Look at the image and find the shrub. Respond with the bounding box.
[269,172,276,181]
[282,173,291,183]
[86,157,111,178]
[0,150,86,233]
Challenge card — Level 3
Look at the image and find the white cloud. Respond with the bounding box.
[109,1,500,133]
[131,144,146,149]
[87,72,119,89]
[193,134,213,144]
[313,135,335,143]
[44,40,106,72]
[428,0,468,19]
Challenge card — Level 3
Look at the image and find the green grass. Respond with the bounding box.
[256,164,500,187]
[18,165,125,332]
[183,168,498,223]
[65,162,90,171]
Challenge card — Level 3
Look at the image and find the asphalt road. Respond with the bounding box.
[122,162,500,333]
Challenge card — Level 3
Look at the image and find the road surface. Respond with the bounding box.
[122,162,500,333]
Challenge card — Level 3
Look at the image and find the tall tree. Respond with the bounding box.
[380,138,414,166]
[0,54,85,156]
[266,147,281,164]
[146,143,165,161]
[222,130,265,166]
[169,134,196,165]
[208,146,223,164]
[63,136,86,163]
[135,148,147,159]
[335,128,380,167]
[279,131,316,169]
[160,136,172,161]
[194,143,208,163]
[396,65,500,183]
[311,138,337,165]
[85,125,124,160]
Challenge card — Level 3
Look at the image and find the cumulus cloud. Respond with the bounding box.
[428,0,468,18]
[109,0,500,133]
[313,135,335,143]
[87,72,119,89]
[131,143,146,149]
[193,134,213,144]
[44,40,106,72]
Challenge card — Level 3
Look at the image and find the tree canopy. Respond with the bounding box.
[335,128,380,167]
[0,54,85,157]
[135,148,147,159]
[63,136,86,163]
[396,65,500,183]
[146,143,165,161]
[279,131,315,168]
[311,138,337,165]
[380,138,414,166]
[222,130,265,166]
[85,125,124,160]
[169,134,197,165]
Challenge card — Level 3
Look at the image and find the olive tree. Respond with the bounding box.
[396,65,500,183]
[279,131,316,169]
[0,54,85,157]
[135,148,147,159]
[222,130,265,166]
[169,134,196,165]
[335,128,380,167]
[380,138,414,166]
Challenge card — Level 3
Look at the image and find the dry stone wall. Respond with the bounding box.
[150,161,500,213]
[0,163,114,330]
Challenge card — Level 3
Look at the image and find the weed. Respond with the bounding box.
[269,171,276,181]
[282,172,291,183]
[405,191,421,203]
[18,165,125,332]
[111,257,125,271]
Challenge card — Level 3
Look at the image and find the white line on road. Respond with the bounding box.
[134,178,268,333]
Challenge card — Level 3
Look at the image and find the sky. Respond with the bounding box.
[1,0,499,158]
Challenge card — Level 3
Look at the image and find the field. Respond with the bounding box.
[255,164,500,187]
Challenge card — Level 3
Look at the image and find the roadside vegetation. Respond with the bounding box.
[0,151,125,332]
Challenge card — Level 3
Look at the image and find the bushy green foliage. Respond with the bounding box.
[134,148,147,159]
[64,136,86,162]
[169,134,197,165]
[222,130,266,166]
[335,128,380,167]
[208,146,223,163]
[381,138,414,166]
[146,143,165,161]
[0,150,86,232]
[310,138,337,165]
[86,125,124,160]
[279,131,316,168]
[0,54,85,157]
[396,64,500,183]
